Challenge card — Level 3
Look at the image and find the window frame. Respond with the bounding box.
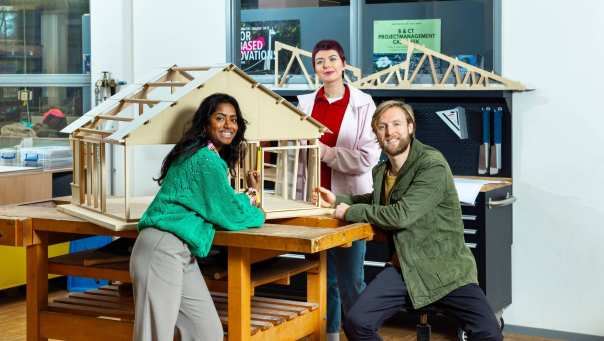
[226,0,502,82]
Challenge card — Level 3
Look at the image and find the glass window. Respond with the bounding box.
[0,1,90,74]
[363,0,494,75]
[240,0,350,81]
[0,86,87,138]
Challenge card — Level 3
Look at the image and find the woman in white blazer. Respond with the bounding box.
[296,40,381,341]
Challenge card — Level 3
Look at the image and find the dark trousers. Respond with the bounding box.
[343,266,503,341]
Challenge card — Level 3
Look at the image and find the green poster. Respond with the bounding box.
[374,19,441,54]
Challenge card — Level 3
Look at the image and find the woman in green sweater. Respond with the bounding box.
[130,93,265,341]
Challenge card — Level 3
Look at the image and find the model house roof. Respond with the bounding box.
[63,64,328,145]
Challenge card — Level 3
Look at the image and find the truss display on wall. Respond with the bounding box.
[274,39,526,91]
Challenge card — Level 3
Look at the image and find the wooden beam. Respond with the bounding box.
[77,128,113,136]
[145,81,187,87]
[96,115,133,122]
[121,98,160,105]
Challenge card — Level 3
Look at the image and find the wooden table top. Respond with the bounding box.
[0,201,374,253]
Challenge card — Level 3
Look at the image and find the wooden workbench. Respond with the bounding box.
[0,199,373,341]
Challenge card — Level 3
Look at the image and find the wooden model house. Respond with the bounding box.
[59,64,332,230]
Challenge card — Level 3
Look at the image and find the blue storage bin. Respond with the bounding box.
[67,235,113,292]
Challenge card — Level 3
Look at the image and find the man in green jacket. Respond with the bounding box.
[316,100,502,340]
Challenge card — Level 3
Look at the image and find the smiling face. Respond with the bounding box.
[207,102,238,151]
[313,49,345,84]
[375,106,414,157]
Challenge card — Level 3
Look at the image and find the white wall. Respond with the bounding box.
[90,0,134,88]
[131,1,227,81]
[503,0,604,336]
[90,0,227,196]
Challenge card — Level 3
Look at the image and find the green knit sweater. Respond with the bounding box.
[138,146,265,257]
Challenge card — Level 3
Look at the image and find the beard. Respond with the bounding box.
[379,134,412,157]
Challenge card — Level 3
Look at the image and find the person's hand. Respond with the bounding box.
[246,170,259,189]
[312,187,336,208]
[334,203,350,220]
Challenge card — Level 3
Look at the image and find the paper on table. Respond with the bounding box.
[453,177,502,206]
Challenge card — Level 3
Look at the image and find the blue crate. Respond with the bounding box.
[67,235,113,292]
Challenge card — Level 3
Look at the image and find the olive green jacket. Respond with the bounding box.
[336,139,477,308]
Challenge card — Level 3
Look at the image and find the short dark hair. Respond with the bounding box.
[312,40,346,68]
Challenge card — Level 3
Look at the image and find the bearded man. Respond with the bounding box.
[315,100,503,341]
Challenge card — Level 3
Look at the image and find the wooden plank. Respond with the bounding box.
[250,257,318,288]
[249,309,317,341]
[213,294,308,315]
[26,230,48,341]
[269,215,343,228]
[218,315,260,335]
[213,298,297,321]
[53,297,130,310]
[216,306,284,327]
[214,222,373,253]
[96,115,133,122]
[91,143,98,209]
[228,246,252,341]
[48,261,130,283]
[78,128,113,136]
[76,140,85,204]
[100,143,107,213]
[212,292,318,312]
[85,142,92,206]
[171,66,210,72]
[121,98,160,105]
[68,292,134,306]
[124,145,130,220]
[56,204,138,231]
[307,252,327,340]
[39,311,132,341]
[249,249,282,263]
[47,302,133,320]
[145,81,187,87]
[291,140,299,200]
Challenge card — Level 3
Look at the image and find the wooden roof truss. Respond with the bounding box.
[273,39,525,91]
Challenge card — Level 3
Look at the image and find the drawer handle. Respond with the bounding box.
[488,192,516,209]
[462,214,477,221]
[466,242,477,249]
[464,229,477,235]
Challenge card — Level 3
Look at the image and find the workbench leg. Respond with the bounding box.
[307,251,327,341]
[26,230,48,341]
[228,247,251,341]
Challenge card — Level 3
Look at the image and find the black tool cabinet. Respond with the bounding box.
[260,88,516,313]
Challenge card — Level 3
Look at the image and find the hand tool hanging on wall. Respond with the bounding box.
[478,107,490,174]
[490,107,503,175]
[436,106,468,139]
[94,71,118,106]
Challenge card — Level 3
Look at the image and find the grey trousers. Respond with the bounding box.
[130,228,223,341]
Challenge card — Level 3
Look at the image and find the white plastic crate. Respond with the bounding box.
[19,146,73,169]
[0,148,19,166]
